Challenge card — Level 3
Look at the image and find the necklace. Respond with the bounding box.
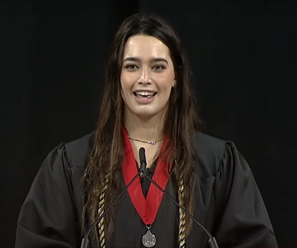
[128,137,163,145]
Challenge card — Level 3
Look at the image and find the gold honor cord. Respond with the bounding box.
[97,177,186,248]
[178,179,186,248]
[97,175,109,248]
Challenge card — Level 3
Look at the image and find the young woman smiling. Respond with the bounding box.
[15,13,277,248]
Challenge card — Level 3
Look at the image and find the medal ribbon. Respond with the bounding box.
[121,127,172,225]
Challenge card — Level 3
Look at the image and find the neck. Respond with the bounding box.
[124,113,165,142]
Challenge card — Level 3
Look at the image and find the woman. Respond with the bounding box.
[15,13,277,248]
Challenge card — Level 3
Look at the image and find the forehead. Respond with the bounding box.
[123,35,170,59]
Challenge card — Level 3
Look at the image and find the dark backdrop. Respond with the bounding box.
[1,1,296,247]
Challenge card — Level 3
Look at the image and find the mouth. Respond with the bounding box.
[133,90,157,99]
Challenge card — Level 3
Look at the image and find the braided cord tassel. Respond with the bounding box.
[178,179,186,248]
[97,175,109,248]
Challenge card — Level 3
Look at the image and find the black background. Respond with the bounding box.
[1,1,296,247]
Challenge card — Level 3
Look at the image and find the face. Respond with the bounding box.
[120,35,176,121]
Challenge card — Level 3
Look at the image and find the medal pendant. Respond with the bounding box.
[142,226,156,247]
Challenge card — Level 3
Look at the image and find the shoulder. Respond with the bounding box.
[193,131,227,159]
[192,131,233,177]
[63,132,95,168]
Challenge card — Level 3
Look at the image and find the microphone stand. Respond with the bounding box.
[140,171,219,248]
[81,147,218,248]
[80,172,141,248]
[81,148,147,248]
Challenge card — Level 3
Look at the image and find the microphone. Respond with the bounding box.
[138,149,219,248]
[139,147,146,172]
[80,147,147,248]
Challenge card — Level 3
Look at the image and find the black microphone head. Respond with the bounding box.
[139,147,146,164]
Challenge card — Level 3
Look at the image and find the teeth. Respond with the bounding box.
[136,91,154,96]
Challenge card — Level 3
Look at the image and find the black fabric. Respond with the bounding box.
[136,160,156,198]
[15,132,277,248]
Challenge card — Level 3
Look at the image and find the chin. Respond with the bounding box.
[124,104,167,120]
[134,111,155,119]
[135,109,167,120]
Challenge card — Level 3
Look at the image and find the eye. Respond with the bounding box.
[152,64,166,71]
[124,64,138,70]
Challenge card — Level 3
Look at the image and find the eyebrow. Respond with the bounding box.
[122,57,168,64]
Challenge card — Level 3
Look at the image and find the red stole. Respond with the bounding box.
[121,127,172,225]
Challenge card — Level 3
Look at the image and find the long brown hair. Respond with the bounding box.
[82,13,201,243]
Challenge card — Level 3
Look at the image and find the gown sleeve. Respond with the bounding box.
[213,142,278,247]
[15,143,80,248]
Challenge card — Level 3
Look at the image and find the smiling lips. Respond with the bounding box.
[133,90,157,103]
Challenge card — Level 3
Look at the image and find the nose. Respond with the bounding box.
[138,66,151,85]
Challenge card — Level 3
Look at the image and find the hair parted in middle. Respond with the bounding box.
[82,13,201,243]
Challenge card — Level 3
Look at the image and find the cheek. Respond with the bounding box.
[120,72,132,90]
[157,75,175,90]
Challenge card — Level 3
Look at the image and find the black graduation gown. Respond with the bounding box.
[15,132,278,248]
